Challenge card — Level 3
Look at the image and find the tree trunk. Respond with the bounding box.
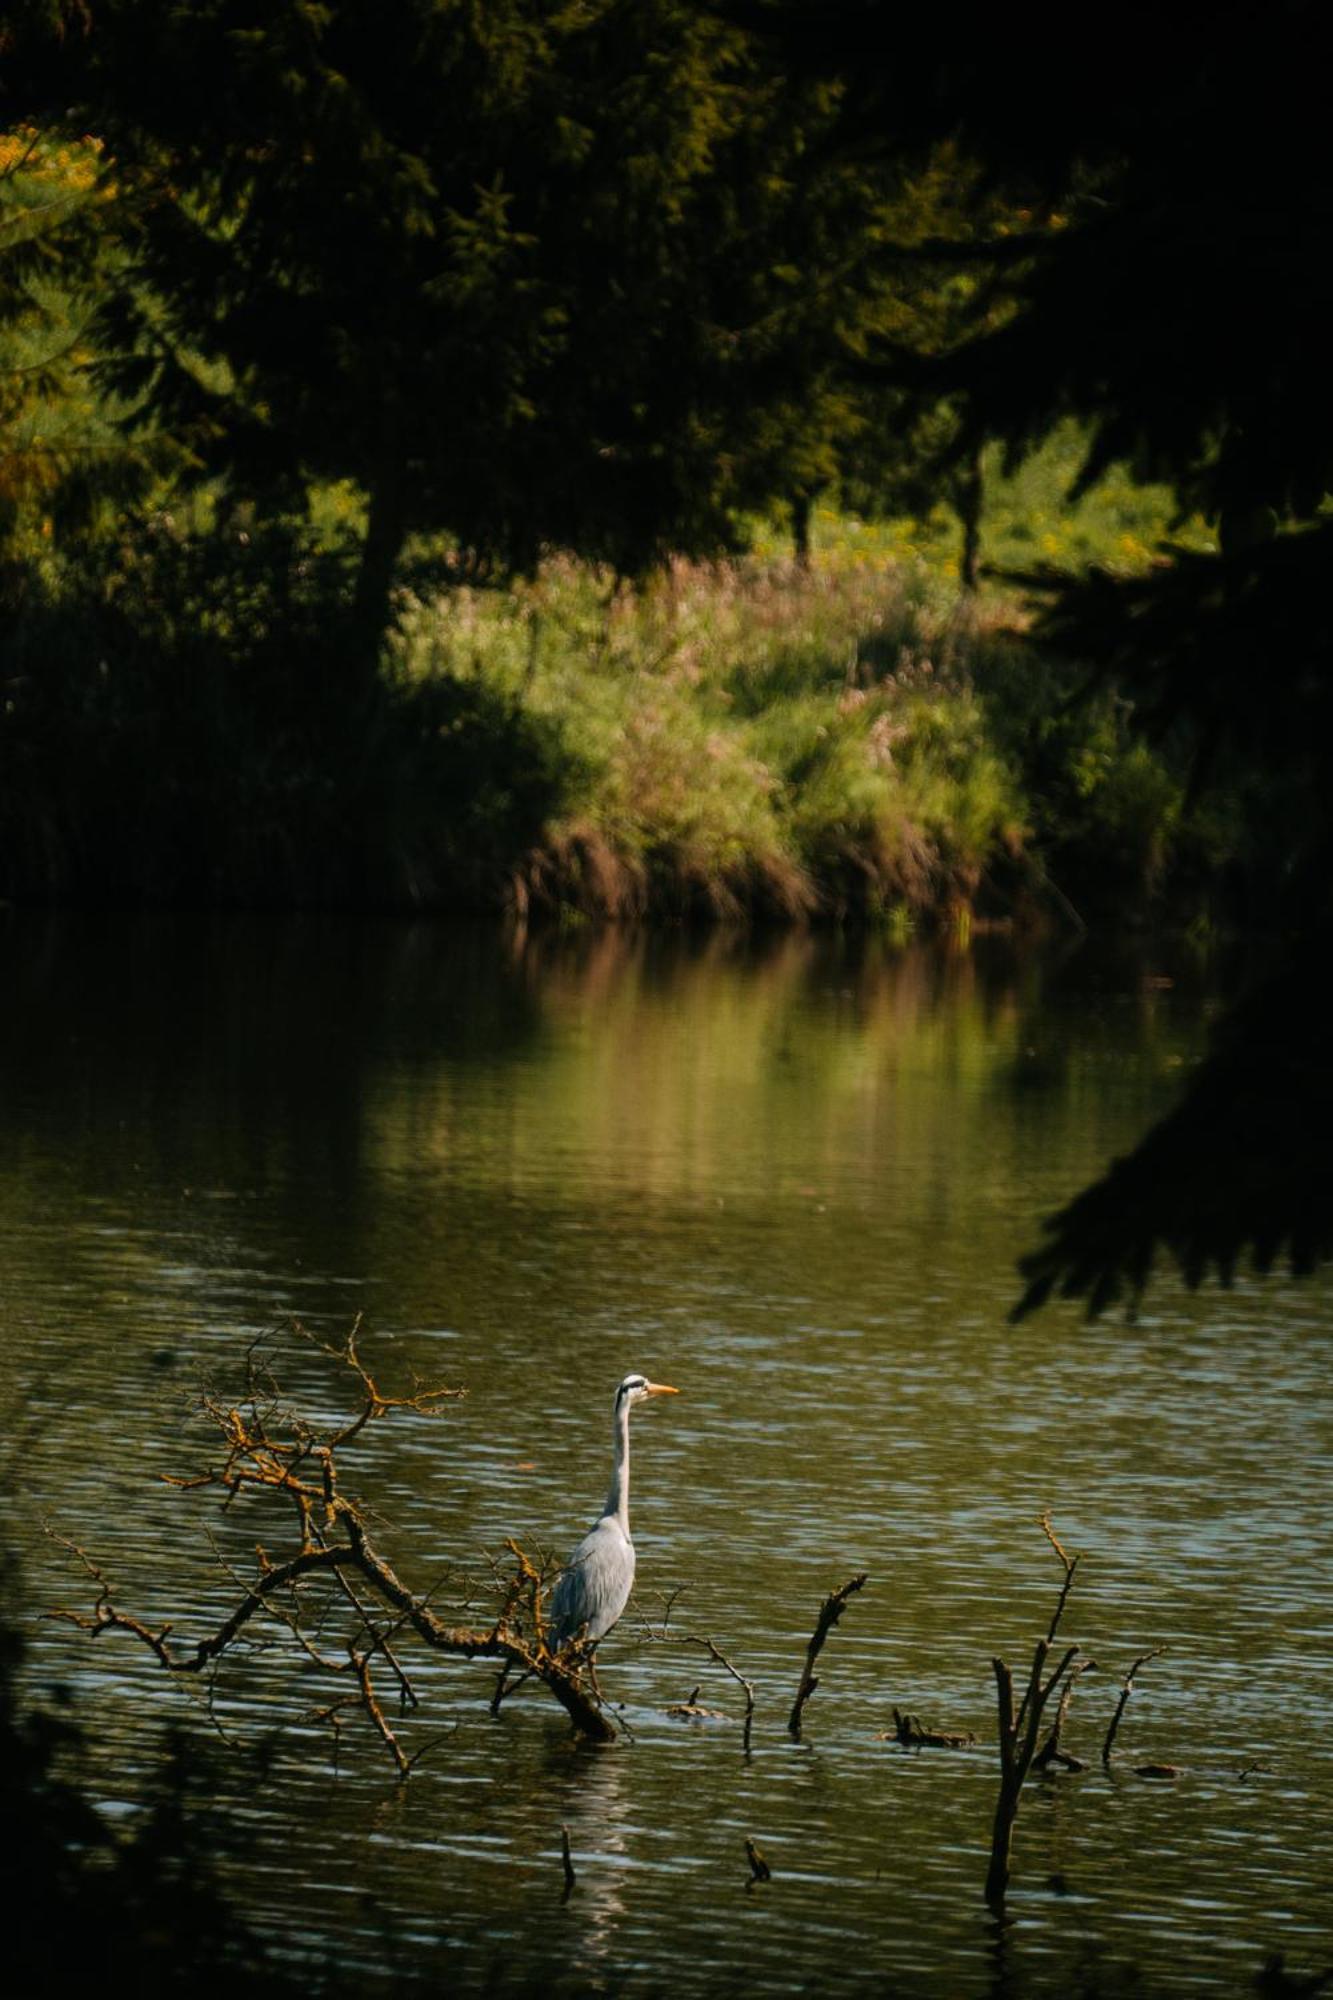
[791,491,814,569]
[352,470,408,657]
[985,1772,1022,1908]
[953,445,984,592]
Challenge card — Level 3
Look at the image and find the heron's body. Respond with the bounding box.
[547,1514,635,1649]
[546,1372,676,1653]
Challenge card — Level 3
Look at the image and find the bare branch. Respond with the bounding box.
[349,1646,412,1776]
[882,1707,975,1749]
[1103,1647,1166,1767]
[54,1327,617,1750]
[992,1655,1016,1768]
[986,1521,1087,1909]
[639,1616,757,1750]
[1032,1658,1098,1771]
[788,1573,868,1739]
[745,1837,772,1883]
[292,1316,465,1452]
[684,1634,756,1751]
[1037,1510,1080,1646]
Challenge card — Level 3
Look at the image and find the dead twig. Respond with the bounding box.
[1037,1511,1080,1648]
[684,1634,757,1750]
[656,1583,689,1633]
[666,1683,728,1720]
[985,1521,1085,1909]
[560,1825,576,1901]
[1102,1647,1165,1767]
[882,1706,975,1749]
[788,1572,868,1739]
[637,1605,756,1749]
[1031,1657,1098,1772]
[745,1837,772,1883]
[296,1314,466,1451]
[53,1327,618,1752]
[349,1645,413,1776]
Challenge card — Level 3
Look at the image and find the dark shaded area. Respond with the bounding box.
[1013,945,1333,1319]
[0,909,550,1294]
[1023,532,1333,871]
[0,524,573,908]
[753,0,1333,1312]
[1000,531,1333,1313]
[5,1,860,597]
[0,1552,294,1999]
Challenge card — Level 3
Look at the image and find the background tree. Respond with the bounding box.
[755,140,1012,581]
[40,2,893,677]
[7,0,1330,1309]
[754,0,1333,1311]
[0,123,131,556]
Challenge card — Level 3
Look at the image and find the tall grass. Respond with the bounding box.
[2,445,1231,922]
[393,554,1030,924]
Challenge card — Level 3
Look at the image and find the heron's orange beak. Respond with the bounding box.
[644,1381,679,1397]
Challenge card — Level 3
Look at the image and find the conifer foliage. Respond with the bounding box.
[50,3,874,649]
[763,0,1333,1310]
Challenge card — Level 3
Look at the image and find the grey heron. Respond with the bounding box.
[545,1372,678,1661]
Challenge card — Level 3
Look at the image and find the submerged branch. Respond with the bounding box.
[53,1326,617,1754]
[788,1573,868,1739]
[1103,1647,1166,1768]
[986,1521,1087,1909]
[685,1634,757,1751]
[883,1706,976,1749]
[745,1837,772,1884]
[641,1611,757,1750]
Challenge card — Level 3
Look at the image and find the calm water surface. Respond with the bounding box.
[3,914,1331,1997]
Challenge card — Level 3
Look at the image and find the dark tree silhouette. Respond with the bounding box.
[754,0,1333,1311]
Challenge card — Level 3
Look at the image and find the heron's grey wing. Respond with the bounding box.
[545,1542,587,1646]
[547,1518,635,1647]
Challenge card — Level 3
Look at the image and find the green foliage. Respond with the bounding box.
[395,556,1034,922]
[1,485,1249,924]
[0,112,186,561]
[0,127,100,546]
[0,1,1318,964]
[34,0,897,662]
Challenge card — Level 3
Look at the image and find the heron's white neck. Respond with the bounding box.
[603,1392,631,1535]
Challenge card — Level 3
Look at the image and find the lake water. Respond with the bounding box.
[3,913,1331,1996]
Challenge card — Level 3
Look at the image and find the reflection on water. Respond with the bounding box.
[3,912,1332,1996]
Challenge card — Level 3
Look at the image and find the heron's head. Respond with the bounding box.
[616,1372,678,1411]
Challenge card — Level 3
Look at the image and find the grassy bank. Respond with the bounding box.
[394,555,1026,926]
[0,433,1236,926]
[387,419,1232,929]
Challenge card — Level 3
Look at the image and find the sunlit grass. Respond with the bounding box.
[1,400,1225,919]
[748,422,1215,581]
[388,416,1233,927]
[394,553,1033,922]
